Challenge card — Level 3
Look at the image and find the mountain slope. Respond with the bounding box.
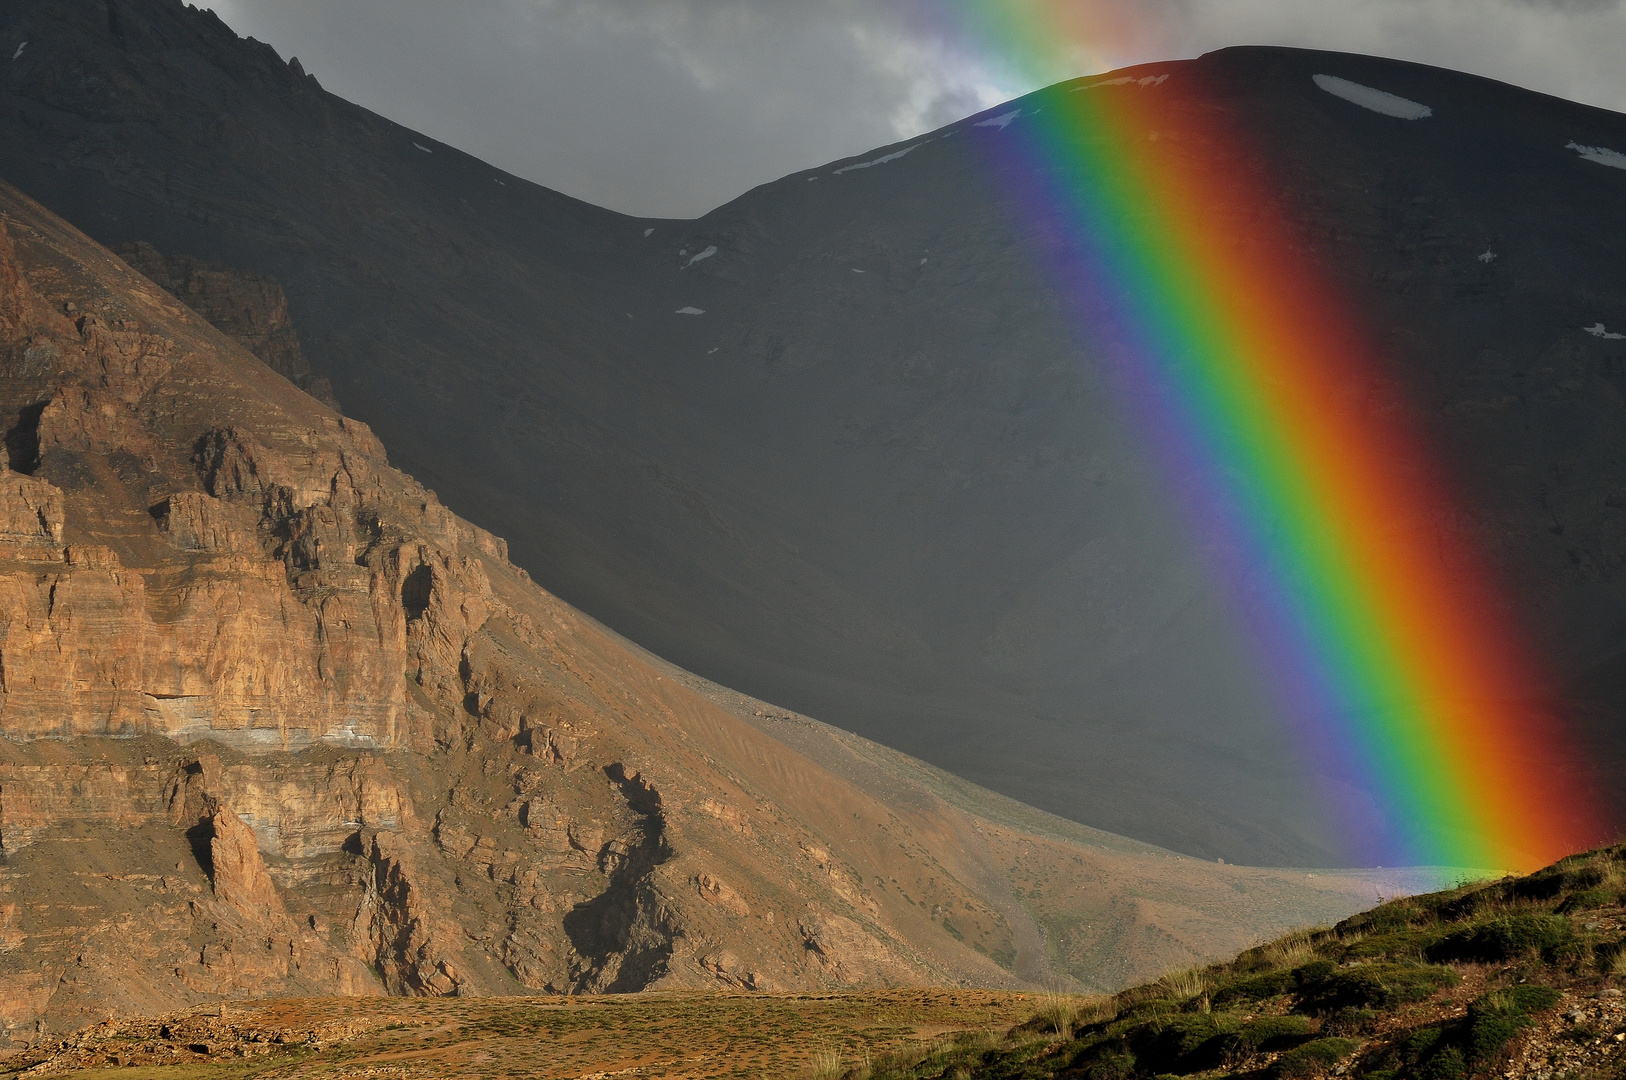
[0,179,1426,1040]
[4,2,1623,865]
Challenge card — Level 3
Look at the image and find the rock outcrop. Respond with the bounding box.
[114,242,339,410]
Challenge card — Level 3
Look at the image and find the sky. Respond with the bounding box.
[211,0,1626,219]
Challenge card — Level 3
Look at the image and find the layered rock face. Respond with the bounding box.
[0,183,1425,1041]
[113,242,339,410]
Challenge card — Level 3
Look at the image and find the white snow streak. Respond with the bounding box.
[11,42,25,60]
[644,228,655,236]
[685,245,717,267]
[834,144,920,175]
[675,307,705,315]
[975,109,1021,131]
[1567,142,1626,171]
[1585,323,1626,340]
[1313,74,1432,120]
[1071,73,1167,94]
[1478,248,1498,263]
[413,143,434,154]
[1074,76,1133,91]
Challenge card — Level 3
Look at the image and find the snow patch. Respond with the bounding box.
[1138,74,1169,87]
[494,178,506,186]
[1313,74,1432,120]
[1478,248,1497,263]
[834,144,921,174]
[1585,323,1626,340]
[11,42,25,61]
[708,347,720,355]
[644,228,655,237]
[413,142,434,154]
[851,268,866,274]
[975,109,1022,131]
[1074,76,1134,91]
[1567,142,1626,170]
[685,245,718,267]
[675,307,705,315]
[919,258,928,265]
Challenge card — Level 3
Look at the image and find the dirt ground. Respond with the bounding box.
[0,989,1045,1079]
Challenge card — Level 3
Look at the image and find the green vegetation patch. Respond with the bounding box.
[1294,962,1458,1014]
[1464,985,1561,1065]
[1273,1037,1360,1079]
[1426,914,1572,964]
[1123,1012,1242,1074]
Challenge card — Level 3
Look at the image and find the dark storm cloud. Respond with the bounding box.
[211,0,1626,217]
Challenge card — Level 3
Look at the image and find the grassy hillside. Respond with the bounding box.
[847,846,1626,1080]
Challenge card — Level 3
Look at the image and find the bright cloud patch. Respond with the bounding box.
[1567,142,1626,171]
[1313,74,1432,120]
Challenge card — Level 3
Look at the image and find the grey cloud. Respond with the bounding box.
[211,0,1626,217]
[213,0,1013,217]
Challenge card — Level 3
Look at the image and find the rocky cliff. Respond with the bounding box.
[0,182,1424,1042]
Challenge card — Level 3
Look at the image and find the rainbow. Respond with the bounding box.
[936,31,1604,871]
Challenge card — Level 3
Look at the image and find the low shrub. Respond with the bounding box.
[1272,1037,1359,1079]
[1321,1008,1380,1036]
[1125,1013,1240,1073]
[1557,888,1619,913]
[1340,903,1421,936]
[1464,985,1561,1065]
[1213,970,1293,1005]
[1295,963,1459,1014]
[1344,926,1450,962]
[1080,1046,1136,1080]
[1210,1014,1316,1063]
[1417,1044,1466,1080]
[1426,915,1571,964]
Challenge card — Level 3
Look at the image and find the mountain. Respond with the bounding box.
[0,178,1423,1040]
[5,0,1624,867]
